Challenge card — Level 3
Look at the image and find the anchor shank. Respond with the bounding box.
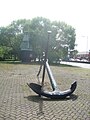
[46,61,59,91]
[42,31,51,86]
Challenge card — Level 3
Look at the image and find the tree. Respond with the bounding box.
[0,46,12,60]
[0,21,24,60]
[0,17,76,62]
[49,21,76,61]
[27,17,52,61]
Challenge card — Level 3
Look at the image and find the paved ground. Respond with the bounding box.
[0,63,90,120]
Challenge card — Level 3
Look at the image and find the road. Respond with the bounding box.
[61,61,90,69]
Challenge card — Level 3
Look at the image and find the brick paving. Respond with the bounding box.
[0,63,90,120]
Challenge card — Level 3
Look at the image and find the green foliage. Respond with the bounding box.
[0,46,12,59]
[0,17,76,62]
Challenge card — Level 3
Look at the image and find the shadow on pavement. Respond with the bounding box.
[25,94,78,115]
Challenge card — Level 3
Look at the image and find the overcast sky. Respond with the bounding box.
[0,0,90,52]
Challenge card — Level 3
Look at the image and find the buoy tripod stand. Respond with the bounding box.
[27,31,77,99]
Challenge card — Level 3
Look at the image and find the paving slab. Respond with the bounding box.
[0,63,90,120]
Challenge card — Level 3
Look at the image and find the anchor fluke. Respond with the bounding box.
[28,81,77,99]
[27,83,42,95]
[70,81,77,93]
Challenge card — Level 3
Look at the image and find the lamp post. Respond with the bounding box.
[82,36,88,52]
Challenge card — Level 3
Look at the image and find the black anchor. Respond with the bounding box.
[27,31,77,99]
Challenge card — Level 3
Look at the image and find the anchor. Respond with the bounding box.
[27,31,77,99]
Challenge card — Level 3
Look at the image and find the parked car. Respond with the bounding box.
[80,59,88,62]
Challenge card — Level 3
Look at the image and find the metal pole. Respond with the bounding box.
[41,31,52,86]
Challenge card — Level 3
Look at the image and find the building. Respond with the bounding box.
[75,51,90,61]
[20,31,33,62]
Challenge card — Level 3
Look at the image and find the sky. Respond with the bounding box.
[0,0,90,52]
